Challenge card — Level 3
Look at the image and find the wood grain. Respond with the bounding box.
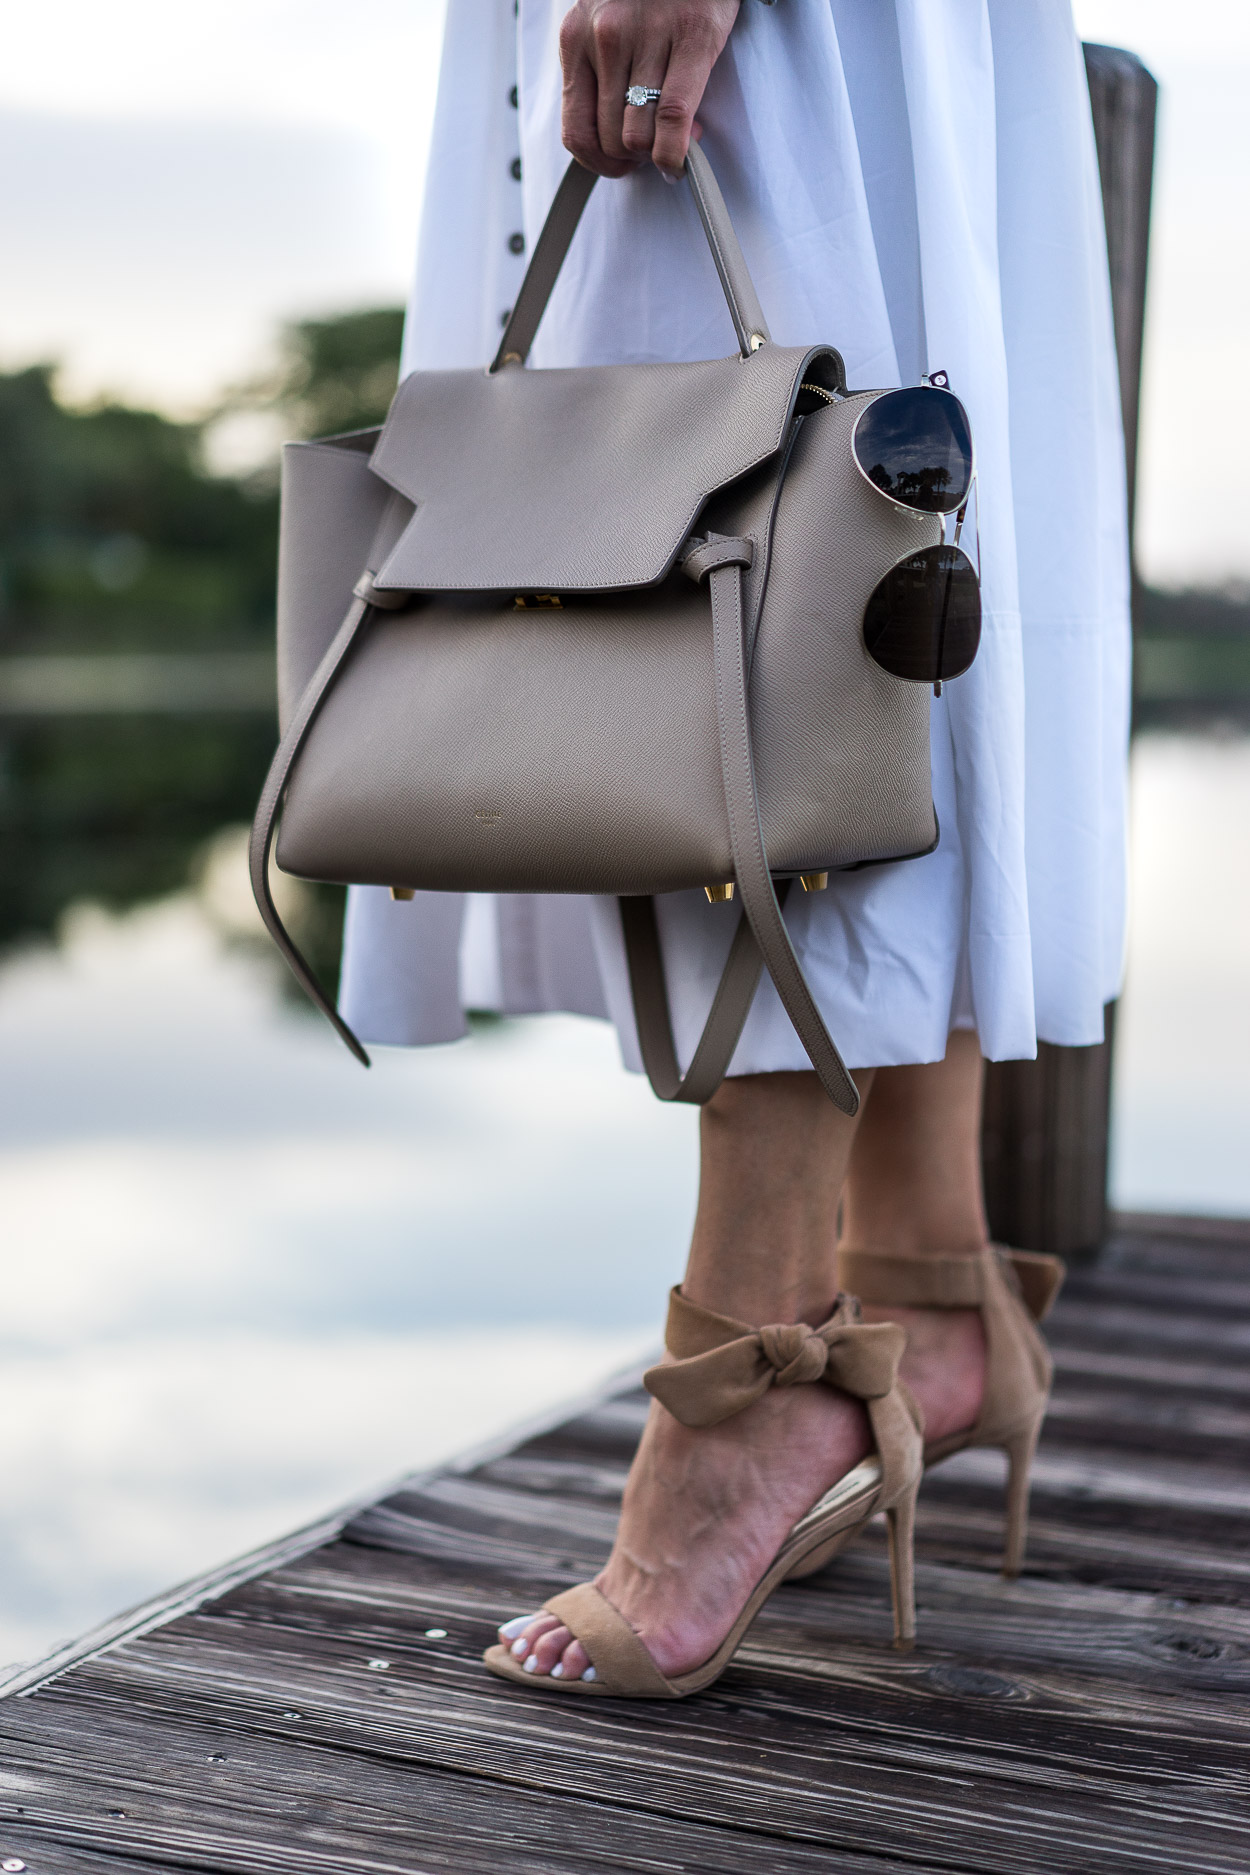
[3,1216,1248,1875]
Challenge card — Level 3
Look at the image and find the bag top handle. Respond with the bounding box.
[491,141,772,373]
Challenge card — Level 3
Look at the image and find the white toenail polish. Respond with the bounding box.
[499,1616,529,1639]
[551,1662,564,1678]
[511,1638,528,1658]
[581,1665,597,1682]
[523,1655,539,1673]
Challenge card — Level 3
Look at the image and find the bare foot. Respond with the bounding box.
[497,1380,872,1681]
[859,1302,985,1446]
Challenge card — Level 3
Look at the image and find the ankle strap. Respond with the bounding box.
[837,1249,987,1309]
[643,1285,905,1429]
[837,1246,1064,1321]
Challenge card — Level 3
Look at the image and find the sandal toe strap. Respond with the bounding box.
[545,1584,678,1698]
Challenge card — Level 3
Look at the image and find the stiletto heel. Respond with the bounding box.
[1001,1410,1044,1579]
[885,1480,918,1649]
[484,1286,924,1699]
[837,1244,1064,1576]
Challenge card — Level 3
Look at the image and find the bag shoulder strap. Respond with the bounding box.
[249,545,859,1111]
[620,893,770,1104]
[700,543,859,1113]
[492,142,771,371]
[620,537,859,1116]
[252,145,856,1107]
[249,588,372,1065]
[247,571,411,1069]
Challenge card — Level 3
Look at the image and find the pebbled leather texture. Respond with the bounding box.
[276,400,936,900]
[259,148,947,1103]
[746,395,939,872]
[367,343,832,596]
[276,573,733,895]
[276,433,385,729]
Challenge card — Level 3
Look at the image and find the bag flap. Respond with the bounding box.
[368,344,835,594]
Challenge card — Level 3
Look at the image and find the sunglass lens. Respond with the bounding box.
[863,545,982,683]
[853,387,974,514]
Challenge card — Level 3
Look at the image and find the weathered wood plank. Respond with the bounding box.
[1051,1344,1250,1399]
[4,1216,1248,1875]
[1111,1213,1250,1253]
[9,1614,1247,1875]
[341,1443,1250,1595]
[1046,1301,1250,1354]
[0,1709,962,1875]
[198,1536,1250,1699]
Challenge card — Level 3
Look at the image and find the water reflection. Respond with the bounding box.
[0,890,694,1670]
[0,730,1246,1672]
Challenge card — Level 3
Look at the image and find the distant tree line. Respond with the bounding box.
[0,309,403,958]
[0,300,1246,963]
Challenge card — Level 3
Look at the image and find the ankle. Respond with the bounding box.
[838,1233,989,1264]
[679,1268,839,1329]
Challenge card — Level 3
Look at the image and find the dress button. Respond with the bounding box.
[508,232,525,255]
[511,156,522,181]
[509,84,518,108]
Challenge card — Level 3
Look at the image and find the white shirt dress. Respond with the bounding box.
[338,0,1131,1073]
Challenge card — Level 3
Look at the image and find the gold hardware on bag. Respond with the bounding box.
[705,882,735,903]
[799,381,836,405]
[800,872,829,892]
[749,333,766,352]
[513,593,563,609]
[390,887,415,901]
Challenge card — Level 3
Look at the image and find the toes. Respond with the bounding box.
[559,1638,592,1681]
[505,1612,559,1660]
[496,1613,595,1682]
[525,1623,572,1675]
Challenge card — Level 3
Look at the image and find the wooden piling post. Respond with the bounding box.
[980,45,1157,1259]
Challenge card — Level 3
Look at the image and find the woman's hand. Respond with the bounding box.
[559,0,741,180]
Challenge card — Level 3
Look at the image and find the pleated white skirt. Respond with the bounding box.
[339,0,1131,1071]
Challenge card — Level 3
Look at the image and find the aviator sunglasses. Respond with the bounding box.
[849,373,981,694]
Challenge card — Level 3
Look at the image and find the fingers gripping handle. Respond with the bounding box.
[491,141,771,371]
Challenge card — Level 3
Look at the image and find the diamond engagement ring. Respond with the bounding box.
[625,86,662,107]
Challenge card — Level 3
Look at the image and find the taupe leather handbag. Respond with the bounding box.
[250,146,941,1116]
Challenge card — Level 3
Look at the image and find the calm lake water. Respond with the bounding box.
[1,730,1247,1672]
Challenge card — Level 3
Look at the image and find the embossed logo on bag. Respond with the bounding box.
[474,809,502,826]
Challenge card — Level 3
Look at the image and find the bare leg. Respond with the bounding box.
[839,1029,989,1443]
[502,1069,875,1680]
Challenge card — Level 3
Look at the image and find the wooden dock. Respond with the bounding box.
[3,1212,1248,1875]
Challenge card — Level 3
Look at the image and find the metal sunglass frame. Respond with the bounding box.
[849,374,977,533]
[849,374,981,693]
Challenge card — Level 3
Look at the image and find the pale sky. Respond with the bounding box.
[1,0,1247,585]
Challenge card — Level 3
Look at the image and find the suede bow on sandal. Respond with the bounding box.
[483,1286,924,1701]
[836,1244,1065,1577]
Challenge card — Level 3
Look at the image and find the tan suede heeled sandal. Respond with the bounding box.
[831,1244,1065,1578]
[483,1286,924,1700]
